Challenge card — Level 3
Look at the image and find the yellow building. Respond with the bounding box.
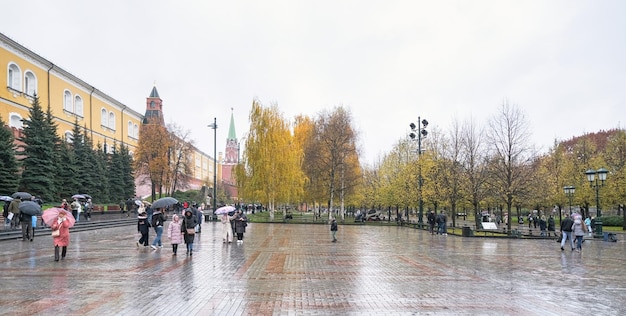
[0,32,217,198]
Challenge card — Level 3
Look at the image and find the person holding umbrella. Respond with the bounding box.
[150,207,167,250]
[70,198,81,223]
[19,200,41,241]
[49,210,74,261]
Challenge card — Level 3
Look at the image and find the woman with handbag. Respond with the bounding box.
[51,211,71,261]
[181,209,198,256]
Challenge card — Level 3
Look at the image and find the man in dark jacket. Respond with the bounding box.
[427,211,436,235]
[330,218,338,242]
[8,197,21,229]
[560,213,574,251]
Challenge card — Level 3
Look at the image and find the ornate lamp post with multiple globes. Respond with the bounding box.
[409,117,428,227]
[585,168,608,238]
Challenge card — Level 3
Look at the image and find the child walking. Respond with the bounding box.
[137,210,151,247]
[167,214,183,255]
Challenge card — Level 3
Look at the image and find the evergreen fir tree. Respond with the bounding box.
[18,95,57,201]
[0,114,20,195]
[107,143,126,203]
[120,143,136,199]
[57,141,80,198]
[93,142,110,202]
[78,132,99,199]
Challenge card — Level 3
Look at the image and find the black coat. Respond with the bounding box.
[547,218,555,231]
[233,213,248,234]
[181,212,198,244]
[137,215,151,234]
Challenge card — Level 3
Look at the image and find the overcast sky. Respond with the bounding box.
[2,1,625,165]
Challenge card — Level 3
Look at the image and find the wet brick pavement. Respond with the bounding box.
[1,222,625,315]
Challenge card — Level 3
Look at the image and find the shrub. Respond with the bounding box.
[599,216,623,227]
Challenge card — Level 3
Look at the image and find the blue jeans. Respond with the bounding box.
[152,226,163,247]
[575,235,584,250]
[560,231,574,249]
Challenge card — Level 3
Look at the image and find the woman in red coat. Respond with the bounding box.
[51,211,71,261]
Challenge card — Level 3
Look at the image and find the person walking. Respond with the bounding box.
[437,211,447,235]
[584,216,593,237]
[560,213,575,251]
[137,209,151,247]
[8,196,20,229]
[20,209,33,241]
[51,211,71,261]
[547,215,556,237]
[572,215,587,252]
[330,218,338,242]
[221,213,233,243]
[151,208,166,250]
[539,215,547,237]
[182,209,198,255]
[3,200,10,227]
[84,198,93,221]
[70,199,81,223]
[233,210,248,243]
[427,210,436,235]
[167,214,183,255]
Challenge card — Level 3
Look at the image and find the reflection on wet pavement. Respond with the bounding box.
[0,222,624,315]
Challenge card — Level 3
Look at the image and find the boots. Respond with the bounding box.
[61,246,67,259]
[54,246,60,261]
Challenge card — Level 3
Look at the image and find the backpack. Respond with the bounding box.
[152,213,164,227]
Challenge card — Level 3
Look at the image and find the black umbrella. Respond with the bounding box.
[12,192,32,200]
[151,197,179,209]
[19,200,42,216]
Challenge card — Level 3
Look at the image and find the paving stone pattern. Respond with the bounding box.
[0,222,625,315]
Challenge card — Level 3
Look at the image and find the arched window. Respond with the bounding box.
[74,95,83,116]
[101,108,108,126]
[9,113,23,129]
[108,111,115,130]
[150,101,155,108]
[134,123,139,138]
[7,63,21,91]
[128,121,133,137]
[64,131,74,143]
[64,90,73,112]
[24,71,37,96]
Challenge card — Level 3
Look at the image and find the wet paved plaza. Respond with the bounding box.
[1,222,625,315]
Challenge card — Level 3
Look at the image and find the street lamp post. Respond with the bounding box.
[563,185,575,224]
[410,117,428,227]
[585,168,608,239]
[208,117,218,221]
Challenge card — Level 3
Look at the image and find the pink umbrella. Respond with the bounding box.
[42,207,76,228]
[215,205,236,215]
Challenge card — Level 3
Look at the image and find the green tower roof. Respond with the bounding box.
[149,85,160,98]
[228,110,237,140]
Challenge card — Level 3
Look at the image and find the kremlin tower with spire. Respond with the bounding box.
[221,109,239,200]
